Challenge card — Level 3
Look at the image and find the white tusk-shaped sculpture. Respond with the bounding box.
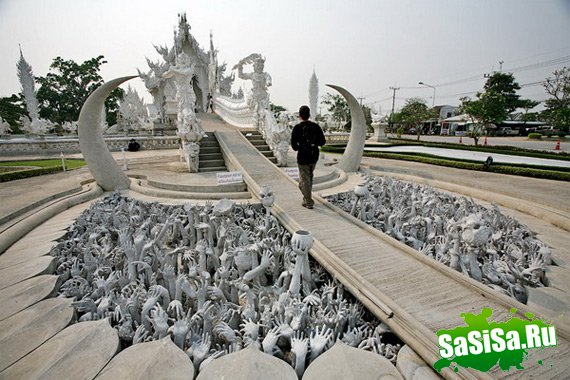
[78,76,137,190]
[326,84,367,172]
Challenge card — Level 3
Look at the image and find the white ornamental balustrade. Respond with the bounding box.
[213,95,291,166]
[213,94,256,129]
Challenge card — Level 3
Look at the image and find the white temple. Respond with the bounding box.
[118,86,149,132]
[138,13,224,172]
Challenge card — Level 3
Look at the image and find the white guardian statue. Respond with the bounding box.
[234,53,272,132]
[163,51,204,172]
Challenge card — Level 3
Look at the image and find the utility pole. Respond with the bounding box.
[499,60,504,72]
[357,96,365,107]
[389,86,400,130]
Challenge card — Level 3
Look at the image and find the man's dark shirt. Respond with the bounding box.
[291,120,326,165]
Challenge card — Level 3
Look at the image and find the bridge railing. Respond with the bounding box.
[0,136,180,156]
[213,95,255,129]
[325,133,351,144]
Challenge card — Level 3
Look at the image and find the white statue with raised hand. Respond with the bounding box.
[163,51,204,172]
[233,53,272,130]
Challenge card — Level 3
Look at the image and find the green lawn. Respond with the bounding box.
[0,159,85,169]
[0,159,86,182]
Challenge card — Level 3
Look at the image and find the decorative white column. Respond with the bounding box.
[369,121,389,142]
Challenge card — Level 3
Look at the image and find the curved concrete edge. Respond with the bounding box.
[313,192,570,340]
[1,318,119,379]
[396,345,440,380]
[96,336,194,380]
[364,165,570,233]
[146,178,247,193]
[196,345,297,380]
[313,167,348,191]
[313,166,339,184]
[0,255,55,290]
[0,275,60,321]
[326,84,367,173]
[0,183,104,254]
[0,185,83,227]
[129,178,252,200]
[303,341,403,380]
[0,297,74,372]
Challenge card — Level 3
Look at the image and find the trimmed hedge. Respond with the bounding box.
[527,133,542,140]
[0,159,86,182]
[321,146,570,182]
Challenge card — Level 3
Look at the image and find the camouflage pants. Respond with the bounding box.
[298,163,316,207]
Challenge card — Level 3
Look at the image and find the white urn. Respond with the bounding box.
[291,230,314,255]
[354,183,369,198]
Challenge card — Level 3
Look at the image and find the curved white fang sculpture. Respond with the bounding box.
[326,84,367,173]
[78,76,137,190]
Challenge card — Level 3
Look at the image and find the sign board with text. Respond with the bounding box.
[217,171,243,185]
[284,167,300,181]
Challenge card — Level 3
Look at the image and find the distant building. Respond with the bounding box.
[440,114,480,136]
[436,105,457,120]
[421,105,457,134]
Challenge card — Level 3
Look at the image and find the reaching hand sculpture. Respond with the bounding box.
[327,175,552,303]
[51,193,401,378]
[289,230,315,297]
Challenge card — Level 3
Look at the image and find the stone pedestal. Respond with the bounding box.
[369,122,388,142]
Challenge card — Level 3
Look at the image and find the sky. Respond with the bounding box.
[1,0,569,115]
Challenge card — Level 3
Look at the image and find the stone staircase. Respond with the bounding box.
[242,130,278,164]
[199,134,227,172]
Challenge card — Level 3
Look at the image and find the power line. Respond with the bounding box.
[430,54,570,88]
[506,55,570,74]
[360,55,566,108]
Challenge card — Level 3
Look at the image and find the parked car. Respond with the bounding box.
[524,127,537,134]
[496,127,519,136]
[537,126,559,136]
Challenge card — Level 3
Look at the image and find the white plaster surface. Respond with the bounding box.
[303,341,403,380]
[96,337,194,380]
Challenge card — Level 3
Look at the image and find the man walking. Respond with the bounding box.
[291,105,326,209]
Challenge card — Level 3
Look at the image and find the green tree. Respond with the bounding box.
[315,113,329,131]
[459,93,507,145]
[483,72,538,114]
[362,105,373,133]
[0,94,27,133]
[542,66,570,133]
[36,55,124,125]
[269,103,287,118]
[322,93,350,131]
[398,97,436,140]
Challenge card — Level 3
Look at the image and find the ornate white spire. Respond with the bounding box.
[309,67,318,120]
[17,45,39,121]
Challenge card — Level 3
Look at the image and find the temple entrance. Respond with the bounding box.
[192,76,203,112]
